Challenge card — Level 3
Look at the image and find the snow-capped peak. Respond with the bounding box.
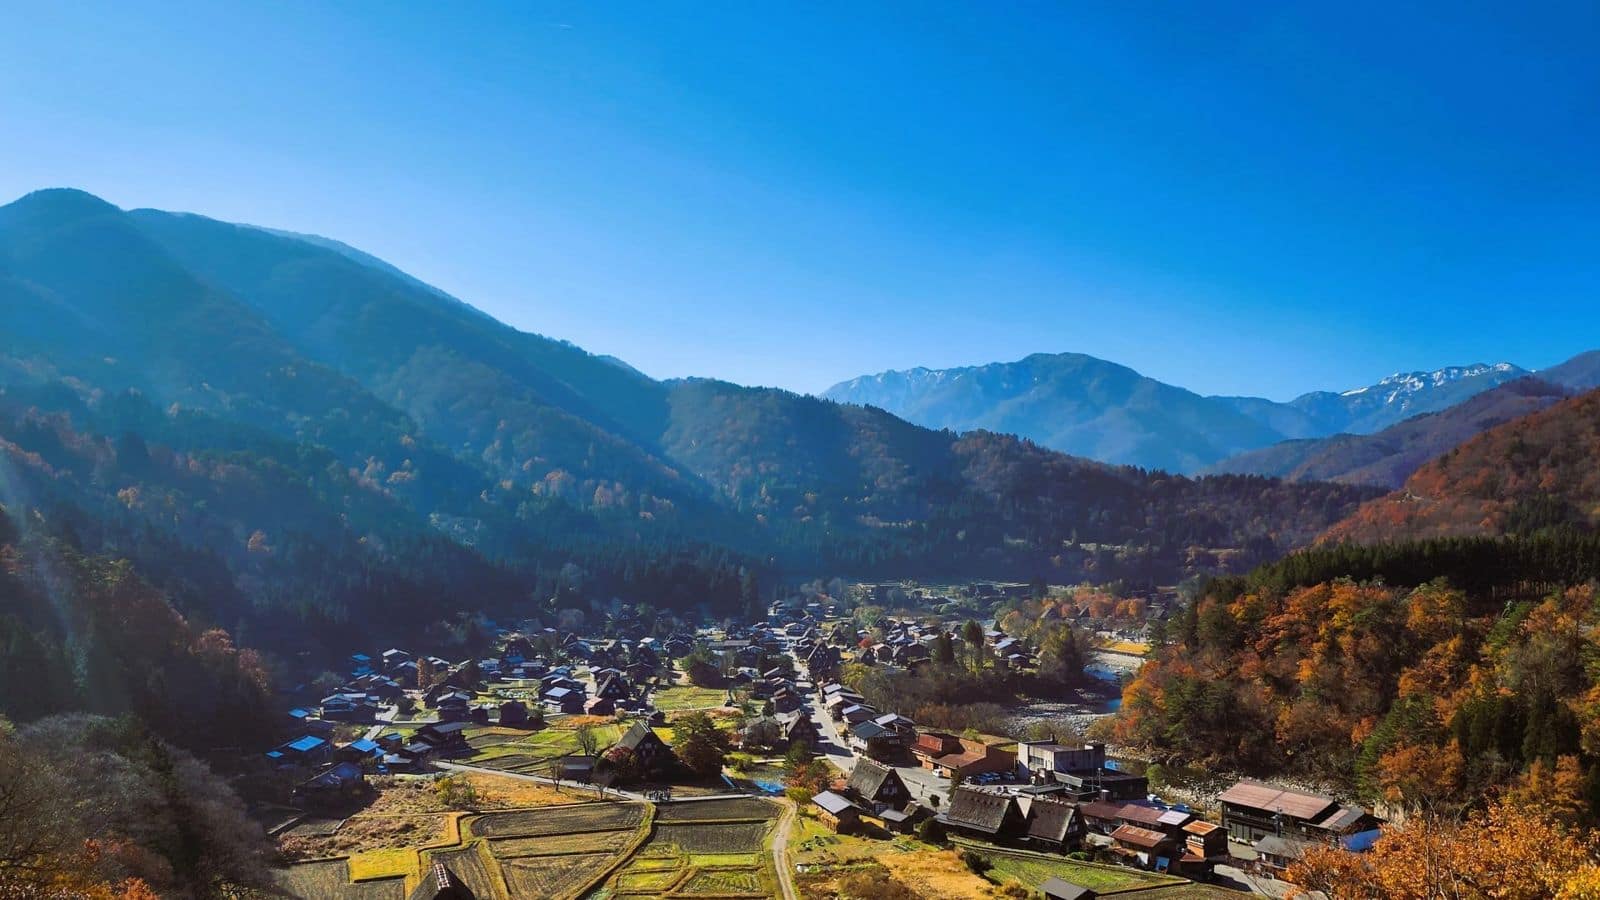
[1340,363,1525,405]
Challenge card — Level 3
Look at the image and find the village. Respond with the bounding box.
[255,582,1383,900]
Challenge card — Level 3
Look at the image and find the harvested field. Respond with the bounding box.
[501,852,617,898]
[281,813,449,861]
[274,859,349,897]
[650,684,729,711]
[274,859,409,900]
[654,797,775,822]
[487,829,631,857]
[426,846,496,899]
[655,821,768,854]
[468,802,645,838]
[282,816,344,837]
[679,867,765,896]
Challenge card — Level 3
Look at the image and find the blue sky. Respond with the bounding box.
[2,2,1597,399]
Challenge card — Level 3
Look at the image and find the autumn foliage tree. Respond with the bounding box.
[1289,793,1600,900]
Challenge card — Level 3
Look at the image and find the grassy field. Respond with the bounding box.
[464,718,625,772]
[956,839,1182,892]
[650,684,731,711]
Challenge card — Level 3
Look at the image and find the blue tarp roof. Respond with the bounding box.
[287,735,327,753]
[1341,829,1383,853]
[349,739,379,753]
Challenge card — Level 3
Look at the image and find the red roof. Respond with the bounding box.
[1111,824,1172,850]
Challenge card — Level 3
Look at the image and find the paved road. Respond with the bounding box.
[786,645,859,776]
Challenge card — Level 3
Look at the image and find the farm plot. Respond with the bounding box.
[654,797,776,822]
[603,802,776,899]
[468,802,645,838]
[679,867,766,896]
[616,866,687,893]
[655,821,768,854]
[465,721,623,765]
[425,846,497,899]
[649,684,729,711]
[501,852,618,898]
[274,859,407,900]
[487,829,632,858]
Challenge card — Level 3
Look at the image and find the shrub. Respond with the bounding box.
[837,872,919,900]
[435,773,479,810]
[785,787,815,805]
[959,849,991,875]
[916,817,945,844]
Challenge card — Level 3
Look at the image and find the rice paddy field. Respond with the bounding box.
[275,800,652,899]
[602,797,778,900]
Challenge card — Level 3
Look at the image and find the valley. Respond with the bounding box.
[2,187,1599,899]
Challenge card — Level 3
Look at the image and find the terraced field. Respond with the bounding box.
[655,797,776,822]
[487,830,632,857]
[501,852,618,897]
[469,802,645,837]
[604,798,777,899]
[275,801,652,899]
[656,821,769,854]
[274,859,406,899]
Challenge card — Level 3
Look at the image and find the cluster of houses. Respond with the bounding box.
[802,736,1380,882]
[782,598,1383,885]
[262,625,692,810]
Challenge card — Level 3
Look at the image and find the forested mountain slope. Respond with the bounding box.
[0,188,1377,664]
[1323,387,1600,544]
[1205,377,1571,488]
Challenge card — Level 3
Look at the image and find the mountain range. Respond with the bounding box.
[0,188,1374,660]
[824,352,1598,473]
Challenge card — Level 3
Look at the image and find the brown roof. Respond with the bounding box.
[846,759,905,802]
[1026,798,1079,844]
[1218,780,1337,821]
[1079,800,1124,821]
[1111,824,1172,850]
[1117,804,1165,826]
[945,786,1018,834]
[1184,820,1222,836]
[934,749,987,769]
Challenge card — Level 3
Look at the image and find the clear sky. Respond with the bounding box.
[3,2,1597,399]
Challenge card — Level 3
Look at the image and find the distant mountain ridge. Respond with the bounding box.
[824,353,1539,471]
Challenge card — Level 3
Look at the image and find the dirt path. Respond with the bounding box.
[771,798,799,900]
